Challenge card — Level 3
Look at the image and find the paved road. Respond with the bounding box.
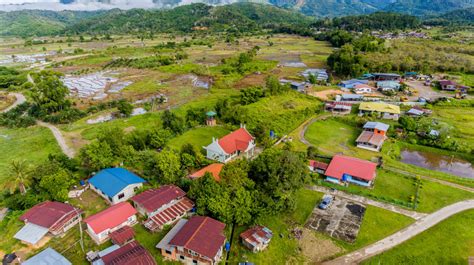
[37,121,75,158]
[309,185,427,220]
[323,199,474,265]
[1,93,26,113]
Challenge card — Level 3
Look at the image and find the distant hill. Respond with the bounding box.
[424,7,474,25]
[313,12,421,31]
[383,0,474,16]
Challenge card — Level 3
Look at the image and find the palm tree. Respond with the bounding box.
[6,160,31,195]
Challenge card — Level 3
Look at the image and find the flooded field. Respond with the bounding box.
[400,149,474,179]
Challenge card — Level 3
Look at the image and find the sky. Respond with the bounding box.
[0,0,187,11]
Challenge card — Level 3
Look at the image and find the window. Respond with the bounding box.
[180,255,185,260]
[165,250,172,255]
[118,193,125,199]
[193,260,198,264]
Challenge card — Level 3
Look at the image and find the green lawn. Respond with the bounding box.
[363,210,474,265]
[417,180,474,213]
[167,126,230,151]
[336,206,414,252]
[227,188,323,264]
[0,126,61,186]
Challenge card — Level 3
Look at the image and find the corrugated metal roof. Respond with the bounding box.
[156,219,188,252]
[23,247,71,265]
[14,222,49,245]
[89,168,145,197]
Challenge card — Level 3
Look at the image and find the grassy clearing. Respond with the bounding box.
[363,210,474,265]
[416,180,474,213]
[167,126,230,151]
[335,206,414,252]
[0,126,61,186]
[227,188,323,264]
[431,107,474,149]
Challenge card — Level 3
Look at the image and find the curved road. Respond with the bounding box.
[36,121,75,158]
[323,199,474,265]
[1,93,26,113]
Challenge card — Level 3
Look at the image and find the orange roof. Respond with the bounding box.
[190,163,224,181]
[218,128,254,154]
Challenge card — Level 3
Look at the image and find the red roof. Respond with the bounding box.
[325,155,377,181]
[218,128,254,154]
[189,163,224,181]
[169,216,226,260]
[101,241,156,265]
[309,160,329,170]
[20,201,81,229]
[144,197,194,232]
[83,202,137,234]
[110,226,135,246]
[131,185,185,213]
[240,225,272,246]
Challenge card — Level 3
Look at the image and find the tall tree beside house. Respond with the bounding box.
[30,70,71,115]
[79,140,115,171]
[6,160,31,195]
[144,150,182,184]
[38,166,75,202]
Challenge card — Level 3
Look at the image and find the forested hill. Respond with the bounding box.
[383,0,474,16]
[424,7,474,25]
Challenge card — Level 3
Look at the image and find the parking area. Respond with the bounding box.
[305,196,366,243]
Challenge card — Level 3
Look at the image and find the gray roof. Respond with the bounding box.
[14,222,49,245]
[23,248,71,265]
[342,94,364,100]
[363,122,390,131]
[156,219,188,252]
[407,108,424,116]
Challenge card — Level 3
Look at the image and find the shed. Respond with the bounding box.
[23,248,71,265]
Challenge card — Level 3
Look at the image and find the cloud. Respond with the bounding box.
[0,0,176,11]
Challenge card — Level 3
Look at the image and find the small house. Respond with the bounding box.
[308,160,329,174]
[89,168,146,204]
[356,122,389,152]
[14,201,82,246]
[109,226,135,246]
[83,202,138,244]
[157,216,226,265]
[324,155,377,187]
[92,241,156,265]
[206,111,217,126]
[339,79,368,89]
[325,102,352,115]
[204,126,256,163]
[339,94,364,102]
[438,80,458,91]
[301,68,328,82]
[131,185,194,232]
[406,107,431,116]
[372,73,401,81]
[353,84,374,94]
[377,81,401,92]
[23,248,71,265]
[240,226,273,253]
[359,102,400,120]
[189,163,224,182]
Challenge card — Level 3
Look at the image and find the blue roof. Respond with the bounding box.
[89,168,145,197]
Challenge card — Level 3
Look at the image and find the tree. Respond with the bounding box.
[117,99,133,117]
[39,169,74,202]
[308,73,317,84]
[6,160,31,194]
[145,150,182,184]
[149,129,173,149]
[30,71,70,114]
[162,109,185,135]
[240,86,264,105]
[79,140,115,171]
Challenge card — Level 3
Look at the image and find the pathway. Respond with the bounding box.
[37,121,75,158]
[1,93,26,113]
[299,114,331,146]
[309,185,427,220]
[323,199,474,265]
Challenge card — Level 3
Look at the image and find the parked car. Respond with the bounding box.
[318,195,333,210]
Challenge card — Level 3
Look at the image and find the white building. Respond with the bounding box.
[204,126,256,163]
[89,168,146,204]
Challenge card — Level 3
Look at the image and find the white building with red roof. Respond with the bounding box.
[131,185,195,232]
[14,201,82,246]
[83,202,138,244]
[156,216,226,265]
[203,125,256,163]
[325,155,377,187]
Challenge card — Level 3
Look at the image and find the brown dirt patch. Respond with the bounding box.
[308,89,342,101]
[234,73,268,89]
[299,228,342,264]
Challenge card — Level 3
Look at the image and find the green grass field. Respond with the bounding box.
[167,126,230,151]
[0,126,61,186]
[363,210,474,265]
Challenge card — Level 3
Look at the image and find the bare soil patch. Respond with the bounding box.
[308,89,342,101]
[299,228,342,264]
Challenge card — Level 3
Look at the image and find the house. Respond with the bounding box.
[92,241,156,265]
[353,84,374,94]
[338,94,364,102]
[406,107,431,116]
[359,102,401,120]
[83,202,138,244]
[131,185,195,232]
[204,126,256,163]
[356,122,389,152]
[339,79,368,89]
[189,163,224,181]
[377,81,401,92]
[240,226,273,253]
[372,73,401,81]
[325,102,352,115]
[14,201,82,246]
[301,68,328,82]
[89,168,146,204]
[23,247,71,265]
[308,160,329,174]
[156,216,226,265]
[325,155,377,187]
[109,226,135,246]
[438,80,458,91]
[279,79,308,92]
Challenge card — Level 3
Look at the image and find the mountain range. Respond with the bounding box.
[1,0,473,17]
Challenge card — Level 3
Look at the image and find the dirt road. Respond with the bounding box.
[323,199,474,265]
[37,121,76,158]
[1,93,26,113]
